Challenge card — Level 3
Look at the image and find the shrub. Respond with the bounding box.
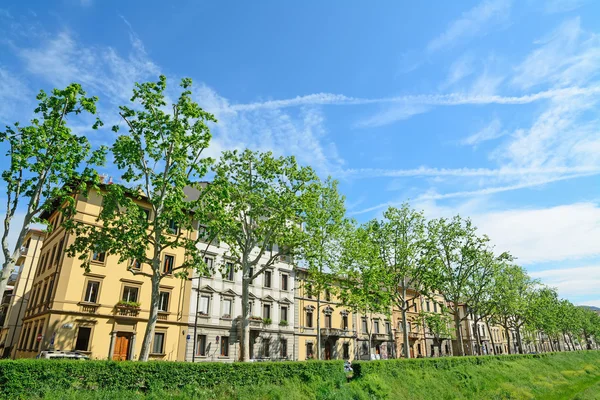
[351,353,550,378]
[0,359,345,399]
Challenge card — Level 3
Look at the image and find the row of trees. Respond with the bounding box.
[2,76,599,362]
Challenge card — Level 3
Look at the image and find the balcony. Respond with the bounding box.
[408,332,419,340]
[373,332,393,341]
[20,247,29,256]
[79,302,99,314]
[278,254,292,264]
[320,328,353,337]
[114,302,140,317]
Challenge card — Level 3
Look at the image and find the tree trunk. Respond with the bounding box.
[316,293,321,360]
[401,305,410,359]
[549,336,555,352]
[453,311,464,356]
[437,340,443,357]
[139,270,160,361]
[505,326,512,355]
[556,335,563,352]
[474,322,483,355]
[486,320,496,355]
[240,276,250,361]
[563,333,571,351]
[516,327,524,354]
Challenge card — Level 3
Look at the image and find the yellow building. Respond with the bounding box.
[294,268,356,361]
[15,187,192,361]
[392,290,428,358]
[0,229,45,358]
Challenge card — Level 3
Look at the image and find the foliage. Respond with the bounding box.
[0,83,106,301]
[65,75,215,361]
[0,359,345,399]
[198,149,318,361]
[116,300,141,308]
[279,320,288,326]
[262,318,272,325]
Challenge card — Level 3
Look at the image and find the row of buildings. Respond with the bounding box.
[0,188,572,362]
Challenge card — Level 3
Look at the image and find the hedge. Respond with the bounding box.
[0,359,345,399]
[351,352,550,378]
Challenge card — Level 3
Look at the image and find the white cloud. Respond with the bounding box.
[231,86,600,112]
[427,0,512,53]
[530,265,600,299]
[442,53,476,88]
[544,0,587,14]
[0,67,30,121]
[512,17,600,90]
[17,31,160,105]
[461,118,505,146]
[354,104,430,128]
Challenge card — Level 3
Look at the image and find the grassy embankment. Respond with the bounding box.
[2,351,599,399]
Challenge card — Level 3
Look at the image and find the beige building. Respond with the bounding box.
[294,268,356,361]
[0,229,45,358]
[14,188,191,361]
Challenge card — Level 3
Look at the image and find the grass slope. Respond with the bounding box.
[26,351,600,400]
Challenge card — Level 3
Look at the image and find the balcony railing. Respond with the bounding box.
[278,254,292,263]
[373,332,393,341]
[114,303,140,317]
[408,332,419,340]
[320,328,353,337]
[79,302,99,314]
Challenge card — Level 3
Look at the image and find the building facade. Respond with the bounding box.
[294,269,357,361]
[0,229,45,358]
[185,239,296,362]
[14,189,191,361]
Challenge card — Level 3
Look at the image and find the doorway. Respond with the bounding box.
[113,333,131,361]
[324,341,332,360]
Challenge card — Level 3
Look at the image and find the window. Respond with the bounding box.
[264,270,272,288]
[222,298,232,317]
[417,343,422,356]
[158,291,170,312]
[342,315,348,330]
[220,336,229,356]
[203,257,213,277]
[306,342,314,359]
[281,274,288,290]
[426,301,430,312]
[386,321,391,334]
[75,327,92,351]
[433,302,438,313]
[263,304,271,319]
[343,343,350,359]
[168,219,179,235]
[152,332,165,354]
[131,259,142,270]
[306,283,312,299]
[46,279,54,303]
[34,325,43,351]
[280,338,287,358]
[431,344,435,357]
[84,281,100,303]
[122,286,139,302]
[163,255,174,274]
[281,306,288,323]
[325,313,332,328]
[325,289,331,302]
[224,262,234,281]
[263,338,270,357]
[55,241,63,264]
[50,246,56,267]
[196,335,207,356]
[362,318,368,333]
[91,247,106,263]
[374,320,380,334]
[140,207,151,221]
[199,295,210,315]
[306,310,313,328]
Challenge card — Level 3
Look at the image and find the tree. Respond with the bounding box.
[364,203,430,359]
[300,177,348,360]
[525,286,560,352]
[65,75,215,361]
[424,215,489,356]
[0,84,105,303]
[199,149,318,361]
[418,310,454,356]
[491,264,535,354]
[338,222,393,359]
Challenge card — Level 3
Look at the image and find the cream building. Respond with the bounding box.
[185,239,296,362]
[0,229,45,358]
[14,188,191,361]
[294,268,357,361]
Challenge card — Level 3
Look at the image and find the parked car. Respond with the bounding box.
[36,350,90,360]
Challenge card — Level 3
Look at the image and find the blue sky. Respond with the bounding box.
[1,0,599,306]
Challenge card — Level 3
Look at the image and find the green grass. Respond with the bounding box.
[21,351,600,400]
